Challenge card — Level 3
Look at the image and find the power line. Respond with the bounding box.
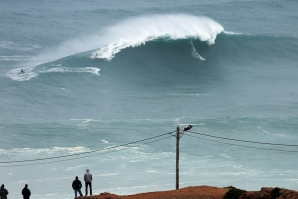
[188,131,298,147]
[0,132,173,164]
[0,148,118,168]
[0,135,173,167]
[184,134,298,153]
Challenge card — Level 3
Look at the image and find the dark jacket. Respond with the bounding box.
[22,187,31,199]
[0,187,9,199]
[72,179,82,189]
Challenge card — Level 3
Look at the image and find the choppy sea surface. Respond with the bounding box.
[1,0,298,198]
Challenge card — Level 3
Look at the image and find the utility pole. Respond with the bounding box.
[173,125,192,190]
[176,126,180,190]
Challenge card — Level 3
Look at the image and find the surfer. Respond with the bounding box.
[18,69,25,75]
[93,53,98,59]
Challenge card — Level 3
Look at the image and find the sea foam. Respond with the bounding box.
[8,66,100,81]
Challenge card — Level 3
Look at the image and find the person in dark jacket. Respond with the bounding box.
[72,176,83,198]
[0,184,9,199]
[22,184,31,199]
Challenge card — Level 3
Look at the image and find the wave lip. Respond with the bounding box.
[95,14,224,60]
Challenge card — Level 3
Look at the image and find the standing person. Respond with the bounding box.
[72,176,83,198]
[22,184,31,199]
[84,169,92,196]
[0,184,9,199]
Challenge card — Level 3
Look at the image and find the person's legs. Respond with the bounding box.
[89,182,92,195]
[78,189,83,196]
[74,189,77,198]
[85,182,92,196]
[85,182,88,196]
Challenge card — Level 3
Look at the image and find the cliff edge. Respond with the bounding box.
[75,185,298,199]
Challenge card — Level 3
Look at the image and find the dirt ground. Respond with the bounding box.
[78,186,230,199]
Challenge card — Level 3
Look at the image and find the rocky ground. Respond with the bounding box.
[75,185,298,199]
[240,187,298,199]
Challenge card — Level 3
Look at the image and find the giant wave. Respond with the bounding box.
[6,14,224,81]
[7,14,298,82]
[93,14,224,60]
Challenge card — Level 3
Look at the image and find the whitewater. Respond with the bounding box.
[1,1,298,199]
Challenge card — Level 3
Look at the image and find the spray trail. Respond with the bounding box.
[190,40,207,61]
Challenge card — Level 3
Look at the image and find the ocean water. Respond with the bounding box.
[1,0,298,198]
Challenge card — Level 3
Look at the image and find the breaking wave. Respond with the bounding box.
[6,14,223,81]
[93,14,224,60]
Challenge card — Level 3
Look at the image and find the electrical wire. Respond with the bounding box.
[188,131,298,147]
[0,132,173,164]
[184,134,298,153]
[0,135,173,167]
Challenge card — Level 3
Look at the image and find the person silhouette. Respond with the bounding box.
[72,176,83,198]
[0,184,9,199]
[22,184,31,199]
[84,169,92,196]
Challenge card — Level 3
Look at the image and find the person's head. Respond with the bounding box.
[1,184,4,188]
[25,184,28,188]
[75,176,78,180]
[86,169,90,172]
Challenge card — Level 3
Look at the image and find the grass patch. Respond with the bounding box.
[223,186,247,199]
[271,187,281,199]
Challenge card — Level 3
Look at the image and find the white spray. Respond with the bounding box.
[190,40,207,61]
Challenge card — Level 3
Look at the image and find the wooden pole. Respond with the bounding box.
[176,126,180,190]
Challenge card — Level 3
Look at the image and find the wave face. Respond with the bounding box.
[3,28,298,120]
[3,32,298,120]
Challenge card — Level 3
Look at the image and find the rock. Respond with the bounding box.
[239,187,298,199]
[239,191,271,199]
[278,189,298,199]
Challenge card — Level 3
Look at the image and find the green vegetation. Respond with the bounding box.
[223,186,247,199]
[271,187,281,199]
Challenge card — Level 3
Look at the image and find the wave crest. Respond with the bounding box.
[94,14,224,60]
